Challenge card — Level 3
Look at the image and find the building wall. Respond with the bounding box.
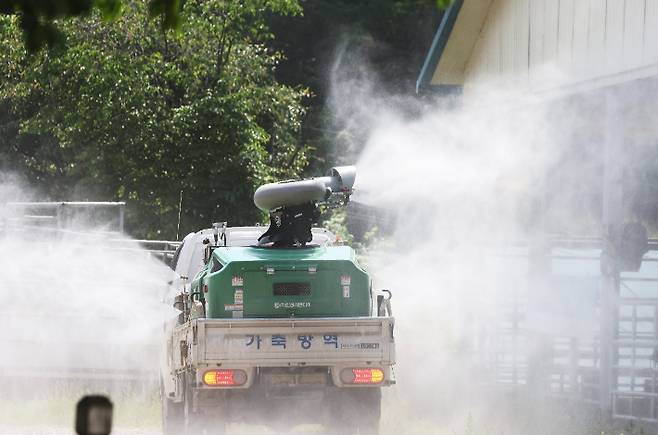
[462,0,658,91]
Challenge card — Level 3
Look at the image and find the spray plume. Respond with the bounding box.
[329,45,649,434]
[0,174,173,434]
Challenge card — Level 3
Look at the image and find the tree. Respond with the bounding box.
[0,0,308,238]
[0,0,180,51]
[0,0,451,52]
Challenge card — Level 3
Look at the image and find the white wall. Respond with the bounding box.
[462,0,658,91]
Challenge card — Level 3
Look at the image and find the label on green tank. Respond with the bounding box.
[273,301,311,309]
[224,289,244,317]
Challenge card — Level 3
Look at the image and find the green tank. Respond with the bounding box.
[190,245,371,318]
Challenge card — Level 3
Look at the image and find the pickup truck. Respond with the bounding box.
[160,168,395,434]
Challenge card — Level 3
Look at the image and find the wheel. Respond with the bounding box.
[184,380,205,435]
[161,378,183,435]
[323,387,381,435]
[183,379,227,435]
[353,388,381,435]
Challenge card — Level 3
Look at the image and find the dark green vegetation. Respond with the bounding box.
[0,0,440,239]
[0,0,180,51]
[0,1,308,238]
[0,0,450,52]
[268,0,441,172]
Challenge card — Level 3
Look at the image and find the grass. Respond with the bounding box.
[0,385,161,429]
[3,384,658,435]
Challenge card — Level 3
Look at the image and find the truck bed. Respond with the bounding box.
[174,316,395,366]
[167,316,395,392]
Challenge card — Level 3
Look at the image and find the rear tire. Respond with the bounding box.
[183,379,227,435]
[184,380,204,435]
[161,378,183,435]
[353,388,381,435]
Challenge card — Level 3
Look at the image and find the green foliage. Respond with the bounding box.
[323,208,379,259]
[0,0,308,238]
[0,0,446,53]
[0,0,308,52]
[0,0,185,51]
[323,209,354,245]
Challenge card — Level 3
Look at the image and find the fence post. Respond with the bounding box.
[600,88,624,415]
[118,203,125,234]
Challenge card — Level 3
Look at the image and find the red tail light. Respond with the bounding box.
[340,368,384,384]
[202,369,247,386]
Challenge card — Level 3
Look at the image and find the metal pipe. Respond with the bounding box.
[118,203,125,233]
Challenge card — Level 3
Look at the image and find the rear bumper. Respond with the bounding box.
[193,365,395,390]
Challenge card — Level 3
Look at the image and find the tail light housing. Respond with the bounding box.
[202,369,247,387]
[340,368,384,385]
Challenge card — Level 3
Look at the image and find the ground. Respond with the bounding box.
[1,389,654,435]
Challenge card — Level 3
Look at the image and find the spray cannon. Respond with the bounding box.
[254,166,356,247]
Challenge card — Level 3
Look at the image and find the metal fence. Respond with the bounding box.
[1,201,179,387]
[2,201,180,261]
[5,201,126,232]
[477,242,658,429]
